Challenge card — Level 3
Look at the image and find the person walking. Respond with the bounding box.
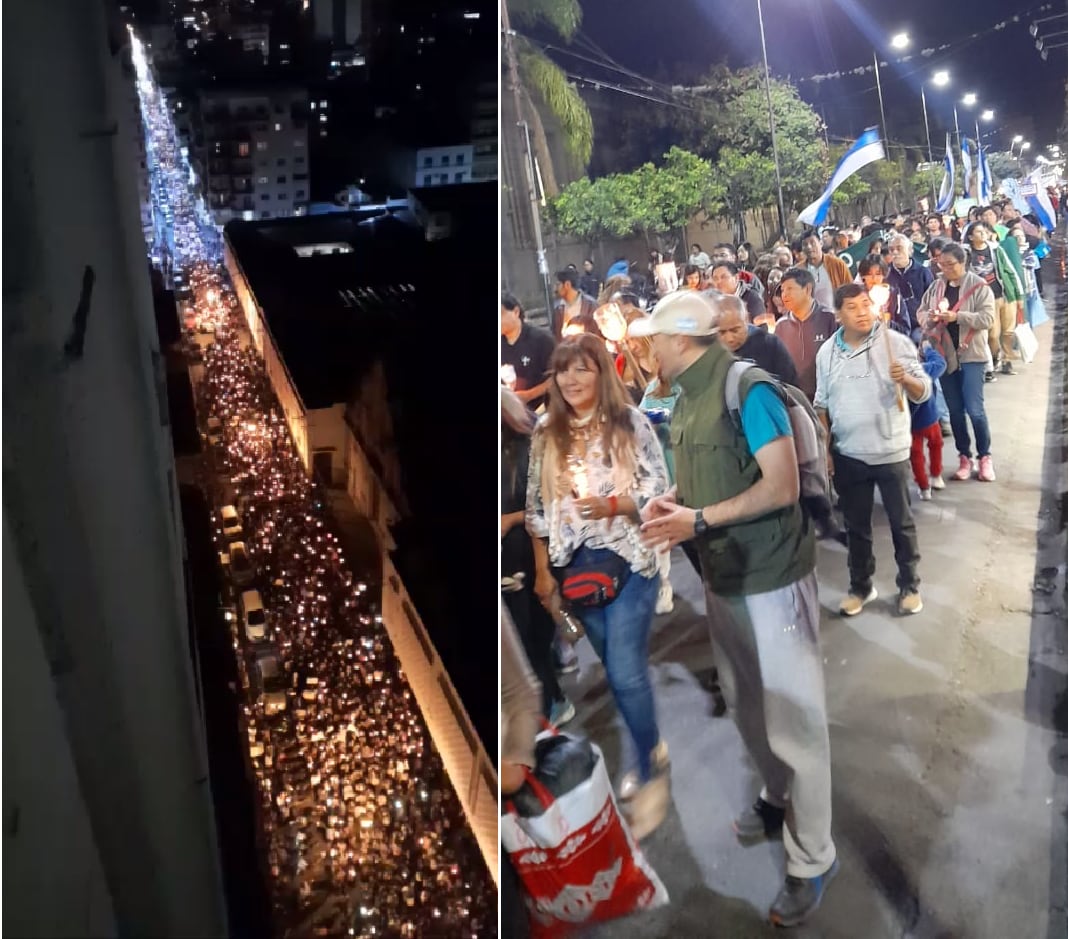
[630,291,838,927]
[527,333,672,839]
[909,342,947,500]
[774,268,838,402]
[814,285,932,617]
[917,243,998,482]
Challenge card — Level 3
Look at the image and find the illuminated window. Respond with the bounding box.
[274,122,282,131]
[320,113,327,123]
[258,176,268,185]
[237,142,250,157]
[256,140,267,151]
[320,100,328,108]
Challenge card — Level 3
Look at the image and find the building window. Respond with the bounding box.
[274,122,283,132]
[277,175,287,184]
[439,174,447,184]
[442,154,450,166]
[295,190,305,199]
[256,140,267,151]
[423,156,432,167]
[319,113,327,123]
[237,142,250,157]
[295,156,306,165]
[311,102,316,110]
[422,174,431,185]
[454,172,463,182]
[320,99,328,108]
[456,153,465,165]
[277,158,286,167]
[261,211,271,219]
[294,139,305,147]
[258,176,269,185]
[261,193,270,201]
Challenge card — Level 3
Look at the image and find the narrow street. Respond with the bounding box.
[567,271,1067,938]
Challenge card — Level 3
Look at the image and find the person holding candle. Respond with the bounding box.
[501,293,555,412]
[917,242,998,482]
[526,333,672,840]
[814,284,931,617]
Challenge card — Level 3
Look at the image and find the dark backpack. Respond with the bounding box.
[724,361,833,523]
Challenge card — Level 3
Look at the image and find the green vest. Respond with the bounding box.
[671,344,815,597]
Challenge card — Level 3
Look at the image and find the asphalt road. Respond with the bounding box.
[563,267,1067,939]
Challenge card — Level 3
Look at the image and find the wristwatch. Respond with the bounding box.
[693,509,708,537]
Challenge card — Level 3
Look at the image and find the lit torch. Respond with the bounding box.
[868,284,903,412]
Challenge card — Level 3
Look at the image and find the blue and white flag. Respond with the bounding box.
[978,144,992,203]
[1027,168,1057,231]
[960,137,974,198]
[798,127,885,226]
[936,134,955,213]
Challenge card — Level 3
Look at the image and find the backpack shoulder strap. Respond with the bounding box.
[724,360,755,427]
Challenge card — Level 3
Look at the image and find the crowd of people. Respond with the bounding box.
[501,194,1055,930]
[135,40,494,939]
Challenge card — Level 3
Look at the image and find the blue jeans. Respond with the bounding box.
[940,362,991,459]
[569,546,661,781]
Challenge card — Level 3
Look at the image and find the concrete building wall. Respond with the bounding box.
[414,144,474,187]
[379,554,499,887]
[3,512,118,938]
[306,403,348,484]
[3,1,226,931]
[344,427,398,550]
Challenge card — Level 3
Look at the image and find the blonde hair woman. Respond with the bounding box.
[526,333,671,839]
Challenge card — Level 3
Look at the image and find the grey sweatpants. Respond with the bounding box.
[704,571,836,878]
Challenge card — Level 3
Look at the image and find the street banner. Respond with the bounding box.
[936,134,955,213]
[799,127,885,227]
[1026,168,1057,231]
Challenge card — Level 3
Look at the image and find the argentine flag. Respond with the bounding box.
[936,134,955,213]
[798,127,885,226]
[1027,168,1057,231]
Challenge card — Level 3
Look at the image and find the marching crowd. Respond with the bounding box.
[500,194,1055,931]
[136,47,494,939]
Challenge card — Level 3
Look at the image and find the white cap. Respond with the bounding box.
[627,290,720,338]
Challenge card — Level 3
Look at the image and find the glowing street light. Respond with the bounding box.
[981,109,995,122]
[1013,134,1024,143]
[961,92,978,107]
[890,32,910,49]
[932,70,950,87]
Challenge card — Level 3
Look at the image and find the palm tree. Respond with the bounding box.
[504,0,593,196]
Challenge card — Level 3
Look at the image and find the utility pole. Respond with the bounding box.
[756,0,787,240]
[501,0,553,321]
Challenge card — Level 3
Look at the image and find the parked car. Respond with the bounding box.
[219,505,242,542]
[228,541,254,586]
[241,589,267,642]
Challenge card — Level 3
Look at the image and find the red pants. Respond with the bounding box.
[910,423,943,489]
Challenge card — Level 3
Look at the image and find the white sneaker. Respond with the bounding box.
[655,580,674,615]
[919,488,932,501]
[930,475,945,490]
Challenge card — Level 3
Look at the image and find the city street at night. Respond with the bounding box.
[131,28,495,939]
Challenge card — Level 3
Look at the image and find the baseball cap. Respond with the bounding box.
[627,290,720,338]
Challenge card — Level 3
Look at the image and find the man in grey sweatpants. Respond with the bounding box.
[631,290,836,928]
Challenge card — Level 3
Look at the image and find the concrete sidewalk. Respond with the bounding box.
[564,292,1067,938]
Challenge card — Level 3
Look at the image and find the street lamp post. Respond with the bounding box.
[756,0,787,239]
[922,70,950,209]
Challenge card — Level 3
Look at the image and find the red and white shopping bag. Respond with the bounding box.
[502,741,669,937]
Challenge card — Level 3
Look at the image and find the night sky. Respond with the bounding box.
[577,0,1068,154]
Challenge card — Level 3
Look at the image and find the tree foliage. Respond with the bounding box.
[548,147,719,249]
[509,0,593,177]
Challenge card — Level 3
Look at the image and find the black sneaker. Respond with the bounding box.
[984,370,997,383]
[768,858,840,927]
[999,360,1015,375]
[733,798,785,843]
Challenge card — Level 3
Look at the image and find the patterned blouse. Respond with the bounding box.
[526,407,669,577]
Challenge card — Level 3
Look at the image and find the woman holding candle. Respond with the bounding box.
[526,333,672,839]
